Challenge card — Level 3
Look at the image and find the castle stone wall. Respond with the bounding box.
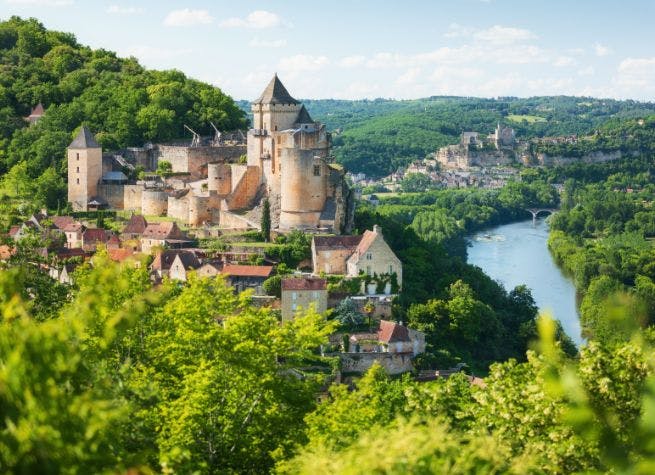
[167,195,189,222]
[338,352,414,375]
[155,145,246,178]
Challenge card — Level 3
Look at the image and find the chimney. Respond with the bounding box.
[373,224,381,234]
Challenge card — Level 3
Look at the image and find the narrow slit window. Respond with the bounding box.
[313,165,321,176]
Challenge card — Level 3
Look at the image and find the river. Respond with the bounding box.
[467,218,582,344]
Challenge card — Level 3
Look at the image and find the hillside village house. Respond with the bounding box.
[121,214,148,240]
[139,222,189,254]
[221,264,273,295]
[81,228,111,252]
[281,276,327,321]
[150,250,201,282]
[311,225,402,290]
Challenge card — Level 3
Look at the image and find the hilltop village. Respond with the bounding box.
[4,76,443,380]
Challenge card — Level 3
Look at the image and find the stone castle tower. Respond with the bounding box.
[247,74,331,229]
[67,126,102,211]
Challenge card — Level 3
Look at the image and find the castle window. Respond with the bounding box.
[313,165,321,176]
[366,252,372,260]
[76,178,79,184]
[279,164,282,172]
[389,265,393,273]
[274,125,278,131]
[76,167,79,173]
[76,153,79,161]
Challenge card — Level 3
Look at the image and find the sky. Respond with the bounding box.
[2,0,655,101]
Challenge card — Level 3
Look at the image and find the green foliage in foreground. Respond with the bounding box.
[0,252,336,473]
[280,319,655,474]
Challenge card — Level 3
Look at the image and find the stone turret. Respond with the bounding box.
[67,126,102,211]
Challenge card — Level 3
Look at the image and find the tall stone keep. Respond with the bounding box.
[67,126,102,211]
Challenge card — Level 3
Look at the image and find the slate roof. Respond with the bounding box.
[281,276,326,291]
[313,234,362,251]
[221,264,273,278]
[378,320,410,343]
[122,214,148,236]
[253,74,299,105]
[69,126,100,149]
[102,171,128,181]
[151,250,201,271]
[294,105,314,124]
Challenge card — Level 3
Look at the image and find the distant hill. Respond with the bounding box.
[239,96,655,178]
[0,16,246,204]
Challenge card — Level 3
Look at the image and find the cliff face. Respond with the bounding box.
[535,150,626,166]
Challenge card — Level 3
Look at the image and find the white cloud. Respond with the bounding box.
[220,10,285,29]
[396,68,422,85]
[338,55,366,68]
[616,57,655,87]
[122,45,192,61]
[431,66,483,81]
[553,56,575,67]
[278,54,329,73]
[6,0,72,5]
[474,25,536,44]
[249,37,287,48]
[163,9,213,27]
[107,5,143,14]
[567,47,586,56]
[594,43,611,57]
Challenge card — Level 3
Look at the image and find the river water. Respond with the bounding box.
[467,219,582,344]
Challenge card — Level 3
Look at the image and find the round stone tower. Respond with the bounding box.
[207,162,232,195]
[279,148,327,229]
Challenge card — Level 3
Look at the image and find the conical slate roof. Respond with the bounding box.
[253,74,299,105]
[69,125,100,149]
[294,105,314,124]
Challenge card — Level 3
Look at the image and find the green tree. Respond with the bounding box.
[261,198,271,242]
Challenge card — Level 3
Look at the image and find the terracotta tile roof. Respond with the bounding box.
[83,228,109,243]
[378,320,410,343]
[50,216,76,230]
[63,222,83,233]
[0,245,15,260]
[8,225,20,237]
[108,248,135,263]
[354,229,377,256]
[29,103,45,118]
[141,222,185,240]
[281,276,326,291]
[122,214,148,235]
[221,264,273,278]
[313,235,362,250]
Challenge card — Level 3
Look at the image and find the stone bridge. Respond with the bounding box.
[526,208,557,224]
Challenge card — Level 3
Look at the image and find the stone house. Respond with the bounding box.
[311,225,402,289]
[150,250,201,282]
[281,276,327,321]
[81,228,111,252]
[121,214,148,240]
[196,262,222,278]
[63,222,84,248]
[346,225,402,289]
[221,264,273,295]
[311,235,362,275]
[140,222,188,254]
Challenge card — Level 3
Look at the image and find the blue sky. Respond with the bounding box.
[2,0,655,101]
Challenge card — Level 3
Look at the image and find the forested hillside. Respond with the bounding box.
[239,96,655,177]
[0,17,246,208]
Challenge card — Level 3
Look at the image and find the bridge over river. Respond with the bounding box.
[526,208,557,224]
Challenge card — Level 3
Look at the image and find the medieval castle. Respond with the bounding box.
[67,75,354,233]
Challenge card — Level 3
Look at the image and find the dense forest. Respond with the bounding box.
[0,17,246,211]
